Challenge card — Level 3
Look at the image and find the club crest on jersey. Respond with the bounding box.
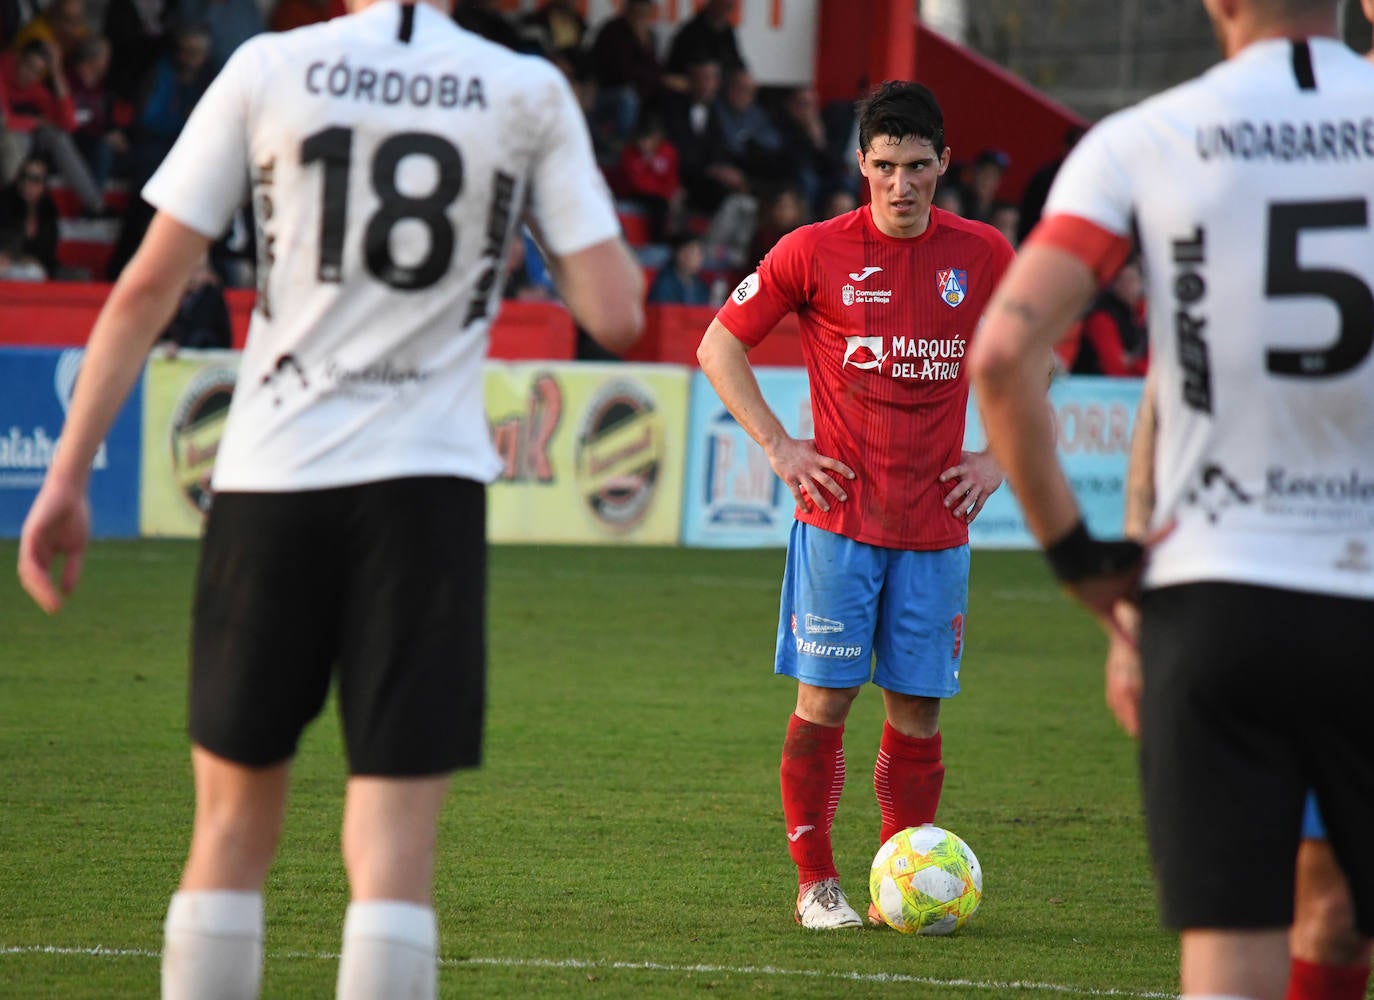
[937,267,968,308]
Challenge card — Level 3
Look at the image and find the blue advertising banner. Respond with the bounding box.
[0,347,142,538]
[965,376,1144,549]
[682,369,1143,549]
[681,368,810,548]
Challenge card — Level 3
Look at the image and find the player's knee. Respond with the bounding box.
[795,684,861,726]
[1293,891,1365,965]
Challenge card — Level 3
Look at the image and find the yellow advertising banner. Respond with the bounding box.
[486,362,689,544]
[138,355,687,544]
[140,351,240,538]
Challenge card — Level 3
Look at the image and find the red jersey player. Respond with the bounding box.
[696,80,1014,929]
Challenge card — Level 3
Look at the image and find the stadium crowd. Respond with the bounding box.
[0,0,1141,373]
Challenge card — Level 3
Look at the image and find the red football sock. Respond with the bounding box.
[1286,956,1371,1000]
[780,714,845,888]
[873,722,945,846]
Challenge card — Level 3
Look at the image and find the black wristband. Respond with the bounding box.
[1044,519,1144,584]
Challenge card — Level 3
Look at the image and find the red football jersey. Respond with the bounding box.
[716,205,1014,550]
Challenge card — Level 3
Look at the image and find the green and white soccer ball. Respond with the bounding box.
[869,824,983,935]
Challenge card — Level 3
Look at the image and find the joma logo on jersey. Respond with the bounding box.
[841,280,893,306]
[937,268,968,307]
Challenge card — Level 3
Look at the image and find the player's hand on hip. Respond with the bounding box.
[17,480,91,615]
[767,437,855,513]
[939,450,1004,522]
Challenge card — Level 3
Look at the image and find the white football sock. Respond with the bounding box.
[161,890,264,1000]
[336,900,438,1000]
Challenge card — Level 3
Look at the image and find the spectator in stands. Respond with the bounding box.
[102,0,173,102]
[128,22,212,176]
[647,232,710,304]
[0,38,105,213]
[821,187,856,219]
[612,109,681,243]
[820,82,863,186]
[502,230,556,302]
[0,0,39,48]
[1016,124,1083,244]
[588,0,677,148]
[932,182,963,215]
[0,223,46,278]
[715,67,780,178]
[747,183,805,266]
[665,0,743,76]
[452,0,525,52]
[66,36,125,192]
[0,154,58,275]
[1067,255,1149,377]
[109,22,213,277]
[542,47,608,163]
[157,253,232,355]
[988,199,1019,248]
[661,57,740,213]
[10,0,91,61]
[773,84,845,214]
[520,0,585,59]
[268,0,345,32]
[960,147,1008,225]
[195,0,265,72]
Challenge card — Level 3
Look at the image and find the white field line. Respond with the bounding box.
[0,944,1172,998]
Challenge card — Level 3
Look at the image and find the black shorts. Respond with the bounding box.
[1139,582,1374,934]
[189,476,486,776]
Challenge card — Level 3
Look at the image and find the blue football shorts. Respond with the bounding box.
[773,521,970,697]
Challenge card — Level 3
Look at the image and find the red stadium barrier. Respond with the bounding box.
[0,284,808,366]
[620,303,802,367]
[0,284,579,360]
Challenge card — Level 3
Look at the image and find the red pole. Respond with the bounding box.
[871,0,916,84]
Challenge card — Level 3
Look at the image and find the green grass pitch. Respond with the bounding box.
[1,540,1195,998]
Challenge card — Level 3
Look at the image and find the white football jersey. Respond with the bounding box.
[143,1,620,491]
[1045,38,1374,599]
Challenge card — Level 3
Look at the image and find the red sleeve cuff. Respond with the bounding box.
[1025,214,1132,286]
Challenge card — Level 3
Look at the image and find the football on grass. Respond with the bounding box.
[869,824,983,935]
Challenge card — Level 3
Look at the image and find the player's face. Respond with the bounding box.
[857,134,949,239]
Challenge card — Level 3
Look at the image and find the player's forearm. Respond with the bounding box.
[540,234,645,353]
[973,357,1078,544]
[696,319,790,455]
[1123,370,1157,541]
[970,244,1100,545]
[49,282,181,488]
[51,217,206,487]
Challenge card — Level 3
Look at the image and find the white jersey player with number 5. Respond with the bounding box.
[970,3,1374,999]
[16,1,644,998]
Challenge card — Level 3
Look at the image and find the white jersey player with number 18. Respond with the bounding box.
[145,0,622,491]
[16,1,644,998]
[970,4,1374,999]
